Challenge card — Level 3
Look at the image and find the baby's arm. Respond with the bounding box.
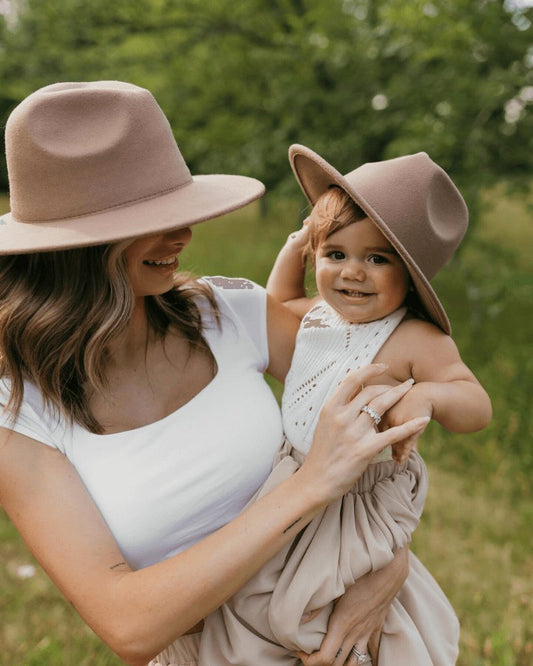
[266,222,319,318]
[381,319,492,436]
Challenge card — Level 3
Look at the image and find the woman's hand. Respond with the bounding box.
[299,364,430,505]
[296,547,410,665]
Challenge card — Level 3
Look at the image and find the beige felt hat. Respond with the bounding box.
[289,144,468,334]
[0,81,265,253]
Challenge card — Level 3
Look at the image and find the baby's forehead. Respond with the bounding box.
[319,217,392,246]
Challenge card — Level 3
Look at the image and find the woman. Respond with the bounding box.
[0,81,429,666]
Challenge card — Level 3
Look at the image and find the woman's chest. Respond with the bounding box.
[69,365,284,569]
[91,340,216,434]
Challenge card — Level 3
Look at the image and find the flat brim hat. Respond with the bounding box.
[0,81,265,253]
[289,144,468,334]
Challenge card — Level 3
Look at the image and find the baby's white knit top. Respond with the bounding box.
[282,302,407,457]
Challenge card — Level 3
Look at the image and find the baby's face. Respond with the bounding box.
[314,218,410,324]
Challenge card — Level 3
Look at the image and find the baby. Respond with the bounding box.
[199,146,491,666]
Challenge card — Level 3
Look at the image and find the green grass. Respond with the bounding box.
[0,190,532,665]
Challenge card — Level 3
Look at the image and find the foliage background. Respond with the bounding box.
[0,0,531,664]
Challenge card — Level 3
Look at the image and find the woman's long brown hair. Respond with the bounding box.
[0,242,218,433]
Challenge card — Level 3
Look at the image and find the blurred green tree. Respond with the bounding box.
[0,0,531,213]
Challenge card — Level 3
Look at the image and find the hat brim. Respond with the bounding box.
[0,174,264,254]
[289,144,451,334]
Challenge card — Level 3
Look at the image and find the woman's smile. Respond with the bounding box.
[125,227,192,297]
[143,256,178,267]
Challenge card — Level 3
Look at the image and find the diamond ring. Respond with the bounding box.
[360,404,381,426]
[351,645,373,664]
[352,645,372,664]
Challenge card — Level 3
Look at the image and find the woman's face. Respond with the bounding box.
[124,227,192,298]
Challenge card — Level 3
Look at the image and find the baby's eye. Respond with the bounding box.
[368,254,388,264]
[327,250,345,261]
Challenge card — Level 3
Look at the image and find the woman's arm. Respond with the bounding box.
[0,368,429,666]
[0,429,321,665]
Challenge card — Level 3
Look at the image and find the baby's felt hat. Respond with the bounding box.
[289,144,468,334]
[0,81,265,253]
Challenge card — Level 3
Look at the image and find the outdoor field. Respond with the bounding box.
[1,0,532,663]
[0,187,531,666]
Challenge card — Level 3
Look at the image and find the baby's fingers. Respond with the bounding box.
[375,416,430,458]
[392,427,426,464]
[392,438,414,465]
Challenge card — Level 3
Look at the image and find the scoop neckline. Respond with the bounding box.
[81,322,221,438]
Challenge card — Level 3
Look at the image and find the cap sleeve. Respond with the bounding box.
[0,379,66,452]
[202,277,269,372]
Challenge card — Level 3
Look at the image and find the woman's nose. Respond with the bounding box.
[164,226,192,246]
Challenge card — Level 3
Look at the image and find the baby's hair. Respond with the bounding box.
[305,186,367,266]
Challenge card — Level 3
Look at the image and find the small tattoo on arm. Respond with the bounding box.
[283,517,302,534]
[109,561,127,570]
[335,647,343,659]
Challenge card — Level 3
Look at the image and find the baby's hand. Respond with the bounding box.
[381,383,432,464]
[285,217,310,250]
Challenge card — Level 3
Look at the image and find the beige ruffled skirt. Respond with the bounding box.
[149,631,201,666]
[196,442,459,665]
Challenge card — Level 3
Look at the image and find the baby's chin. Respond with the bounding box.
[330,304,395,325]
[330,306,374,324]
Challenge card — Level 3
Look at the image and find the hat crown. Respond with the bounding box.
[6,81,192,222]
[343,153,467,280]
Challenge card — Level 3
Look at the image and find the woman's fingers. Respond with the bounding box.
[331,364,390,406]
[353,378,414,420]
[345,644,372,665]
[306,365,428,502]
[337,384,397,419]
[373,416,430,455]
[392,432,421,464]
[350,415,429,471]
[295,636,371,665]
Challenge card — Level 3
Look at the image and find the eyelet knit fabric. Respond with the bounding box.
[282,302,407,456]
